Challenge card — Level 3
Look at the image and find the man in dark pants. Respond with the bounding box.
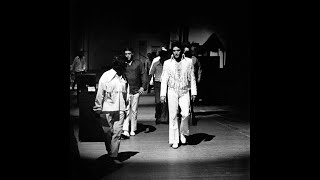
[71,50,87,91]
[149,49,169,124]
[184,45,202,126]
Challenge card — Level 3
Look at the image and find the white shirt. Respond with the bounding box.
[160,56,197,97]
[93,69,130,112]
[149,56,160,75]
[71,56,87,72]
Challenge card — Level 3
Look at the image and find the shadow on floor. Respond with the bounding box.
[135,123,157,134]
[194,110,229,116]
[96,151,139,163]
[186,133,215,145]
[73,151,139,180]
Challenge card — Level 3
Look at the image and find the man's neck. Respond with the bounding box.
[127,59,133,65]
[174,57,182,62]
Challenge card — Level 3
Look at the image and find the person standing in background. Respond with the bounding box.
[149,49,169,124]
[145,53,154,93]
[184,45,202,125]
[70,50,87,91]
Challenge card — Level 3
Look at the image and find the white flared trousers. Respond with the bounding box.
[167,89,190,144]
[123,92,140,133]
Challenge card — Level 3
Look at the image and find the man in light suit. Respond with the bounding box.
[160,42,197,149]
[93,56,130,165]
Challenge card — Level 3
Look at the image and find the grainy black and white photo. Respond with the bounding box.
[69,0,251,179]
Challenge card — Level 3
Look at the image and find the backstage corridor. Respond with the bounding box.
[69,90,250,180]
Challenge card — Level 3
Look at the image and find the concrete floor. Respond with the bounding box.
[70,91,250,180]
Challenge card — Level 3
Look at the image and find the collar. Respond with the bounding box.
[127,60,133,66]
[170,54,186,62]
[105,69,117,83]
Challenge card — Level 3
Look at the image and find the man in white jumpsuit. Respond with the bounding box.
[160,42,197,149]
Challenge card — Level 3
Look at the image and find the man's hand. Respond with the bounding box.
[160,96,166,103]
[138,87,145,95]
[93,109,101,114]
[191,95,196,102]
[93,109,102,118]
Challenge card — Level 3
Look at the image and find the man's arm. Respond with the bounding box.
[139,61,148,94]
[125,82,130,110]
[189,61,197,100]
[149,61,156,76]
[149,57,159,75]
[93,74,105,113]
[70,56,78,72]
[196,57,202,83]
[160,62,169,103]
[83,56,88,72]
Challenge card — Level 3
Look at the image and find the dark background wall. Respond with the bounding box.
[69,0,251,108]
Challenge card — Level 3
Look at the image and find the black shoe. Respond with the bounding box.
[111,157,123,165]
[120,134,130,140]
[144,127,150,133]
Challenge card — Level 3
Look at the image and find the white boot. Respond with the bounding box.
[123,130,130,137]
[130,131,135,136]
[180,134,186,144]
[172,143,179,149]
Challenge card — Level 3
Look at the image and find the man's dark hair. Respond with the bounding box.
[159,50,168,65]
[76,50,84,57]
[147,52,154,60]
[112,55,126,75]
[183,43,192,58]
[184,50,192,58]
[171,41,182,50]
[124,47,133,52]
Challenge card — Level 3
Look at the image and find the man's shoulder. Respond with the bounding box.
[163,59,172,66]
[102,69,117,82]
[103,69,115,77]
[152,56,160,62]
[74,56,80,60]
[154,59,162,65]
[184,57,193,62]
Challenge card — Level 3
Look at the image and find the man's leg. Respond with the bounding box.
[109,111,124,157]
[154,81,161,124]
[179,92,190,144]
[167,89,179,146]
[155,103,161,124]
[160,98,169,123]
[103,113,112,155]
[122,94,133,137]
[189,91,197,126]
[105,111,124,165]
[130,92,140,135]
[72,72,78,90]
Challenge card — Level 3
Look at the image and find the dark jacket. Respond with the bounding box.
[124,59,148,94]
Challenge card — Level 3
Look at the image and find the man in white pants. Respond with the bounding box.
[160,42,197,149]
[122,47,148,138]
